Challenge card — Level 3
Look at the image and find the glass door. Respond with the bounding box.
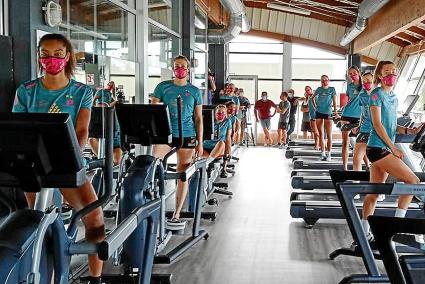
[228,75,258,143]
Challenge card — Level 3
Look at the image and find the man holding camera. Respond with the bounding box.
[90,80,123,165]
[208,69,217,105]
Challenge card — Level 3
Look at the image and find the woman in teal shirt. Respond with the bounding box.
[152,55,203,230]
[90,81,123,165]
[360,61,422,241]
[352,72,374,171]
[12,33,104,284]
[314,75,339,161]
[305,86,319,150]
[341,66,362,170]
[203,105,232,161]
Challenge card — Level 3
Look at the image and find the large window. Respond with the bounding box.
[58,0,136,61]
[229,35,285,131]
[148,0,180,33]
[292,44,346,97]
[229,35,284,97]
[395,54,425,113]
[148,23,180,94]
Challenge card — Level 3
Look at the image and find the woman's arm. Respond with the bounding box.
[332,95,338,116]
[194,105,203,155]
[271,102,277,117]
[151,97,161,104]
[75,108,91,151]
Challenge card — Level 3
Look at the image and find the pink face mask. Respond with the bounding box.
[381,74,397,86]
[350,74,360,82]
[363,82,373,91]
[174,67,188,79]
[39,56,67,75]
[216,112,226,121]
[322,80,329,87]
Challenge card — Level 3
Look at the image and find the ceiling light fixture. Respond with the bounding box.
[266,3,312,16]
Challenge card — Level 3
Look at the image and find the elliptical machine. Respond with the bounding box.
[0,107,169,284]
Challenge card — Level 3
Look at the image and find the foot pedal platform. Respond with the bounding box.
[91,273,172,284]
[213,182,228,188]
[214,188,233,196]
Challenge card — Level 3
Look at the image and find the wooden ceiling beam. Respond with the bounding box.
[353,0,425,53]
[387,37,411,47]
[244,1,353,26]
[397,32,422,44]
[285,0,358,16]
[361,55,378,66]
[400,41,425,56]
[407,26,425,38]
[247,29,348,55]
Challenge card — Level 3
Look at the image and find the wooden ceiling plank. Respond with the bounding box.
[353,0,425,53]
[246,29,347,55]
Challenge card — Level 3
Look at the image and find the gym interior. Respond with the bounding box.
[1,0,425,283]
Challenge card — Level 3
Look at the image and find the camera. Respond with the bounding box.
[116,85,125,103]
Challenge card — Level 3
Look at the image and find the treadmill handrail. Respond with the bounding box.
[368,216,425,284]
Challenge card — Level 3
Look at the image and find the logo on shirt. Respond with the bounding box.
[185,90,191,97]
[48,103,62,113]
[65,94,74,106]
[371,94,379,101]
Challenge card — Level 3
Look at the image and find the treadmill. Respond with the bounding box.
[290,170,425,228]
[290,95,421,227]
[291,95,420,188]
[288,139,342,147]
[286,148,351,159]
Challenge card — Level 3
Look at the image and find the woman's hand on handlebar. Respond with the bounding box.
[390,146,404,159]
[352,127,359,135]
[195,143,203,158]
[412,123,425,134]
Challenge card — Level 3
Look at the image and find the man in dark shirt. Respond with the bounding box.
[238,88,251,145]
[287,89,299,143]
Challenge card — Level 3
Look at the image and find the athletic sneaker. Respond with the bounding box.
[320,152,327,161]
[220,170,228,178]
[415,234,425,244]
[61,203,73,220]
[239,142,244,146]
[263,143,269,147]
[351,232,377,250]
[326,152,332,162]
[166,218,187,231]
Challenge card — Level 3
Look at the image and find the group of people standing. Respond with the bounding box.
[250,61,424,243]
[9,29,425,282]
[337,62,422,243]
[253,89,299,147]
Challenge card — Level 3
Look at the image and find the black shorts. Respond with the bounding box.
[366,147,391,163]
[316,112,330,120]
[278,122,289,130]
[341,116,360,124]
[301,121,311,132]
[170,136,197,149]
[356,132,370,144]
[203,147,214,154]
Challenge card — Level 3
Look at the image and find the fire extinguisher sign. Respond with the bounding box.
[86,74,95,85]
